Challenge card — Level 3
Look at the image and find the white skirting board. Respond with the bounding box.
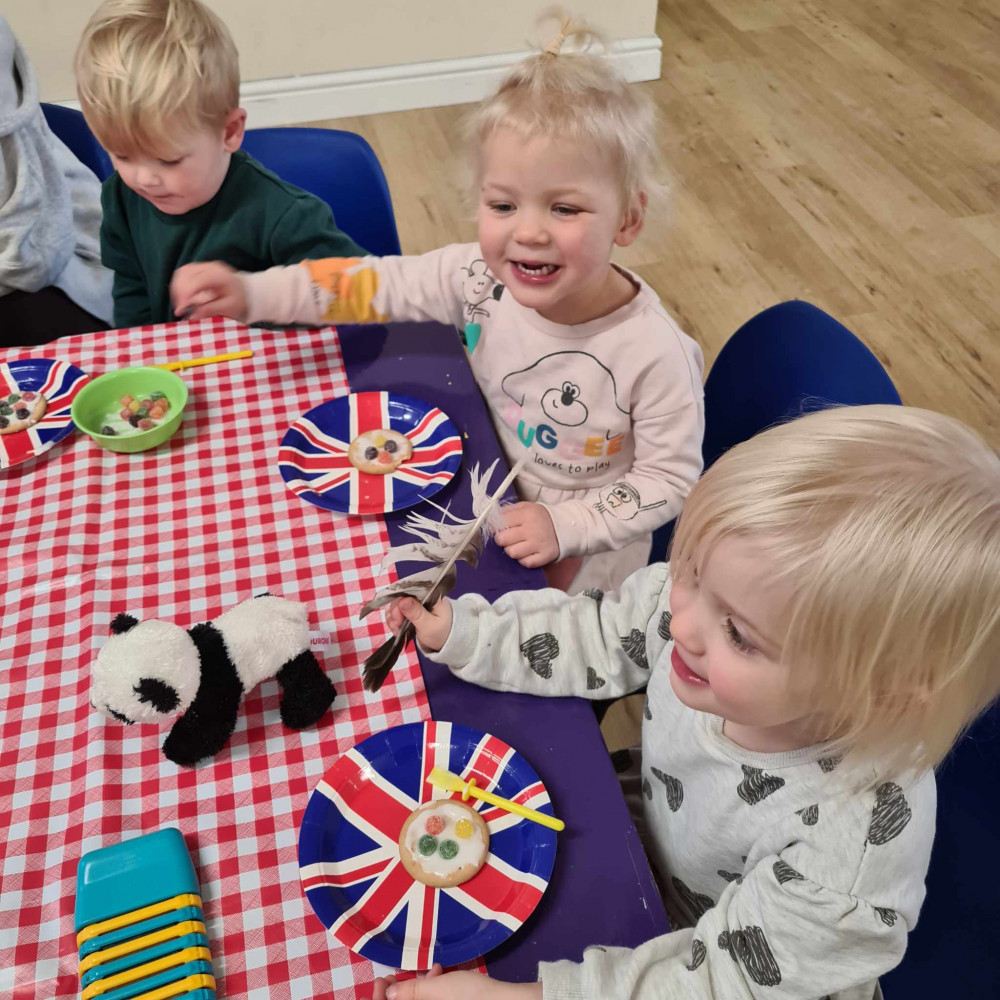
[58,36,662,127]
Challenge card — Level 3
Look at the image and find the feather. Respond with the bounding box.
[378,460,505,573]
[361,455,527,692]
[358,565,457,619]
[359,622,414,694]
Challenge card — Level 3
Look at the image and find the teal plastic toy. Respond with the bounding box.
[75,828,216,999]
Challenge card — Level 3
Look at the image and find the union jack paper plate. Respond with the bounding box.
[0,359,89,471]
[298,721,558,970]
[278,391,463,515]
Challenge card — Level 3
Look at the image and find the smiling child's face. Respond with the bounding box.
[476,128,645,326]
[108,109,245,216]
[667,535,830,753]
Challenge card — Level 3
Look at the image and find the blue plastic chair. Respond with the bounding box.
[240,127,401,257]
[881,703,1000,997]
[700,299,901,469]
[648,300,901,563]
[39,108,401,257]
[41,103,114,182]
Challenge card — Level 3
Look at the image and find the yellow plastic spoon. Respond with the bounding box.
[426,766,565,832]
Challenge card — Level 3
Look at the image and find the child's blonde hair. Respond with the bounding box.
[464,10,660,206]
[670,404,1000,778]
[75,0,239,156]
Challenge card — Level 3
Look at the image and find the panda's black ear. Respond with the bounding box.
[110,613,140,635]
[492,283,505,301]
[133,677,180,714]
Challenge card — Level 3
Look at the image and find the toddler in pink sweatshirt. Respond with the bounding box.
[173,19,704,593]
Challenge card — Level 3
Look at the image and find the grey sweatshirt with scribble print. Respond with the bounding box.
[430,563,935,1000]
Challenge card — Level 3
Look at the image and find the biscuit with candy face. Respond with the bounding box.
[0,391,47,435]
[398,799,489,888]
[348,428,413,475]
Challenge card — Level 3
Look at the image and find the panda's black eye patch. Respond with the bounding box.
[134,677,180,714]
[108,707,135,725]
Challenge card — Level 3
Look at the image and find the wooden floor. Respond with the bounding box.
[309,0,1000,750]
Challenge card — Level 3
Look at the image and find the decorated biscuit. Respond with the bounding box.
[398,799,489,888]
[348,428,413,475]
[0,391,47,435]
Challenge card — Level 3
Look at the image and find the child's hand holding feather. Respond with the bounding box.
[358,456,528,691]
[385,596,453,653]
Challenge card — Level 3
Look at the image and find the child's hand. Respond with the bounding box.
[386,596,454,653]
[369,964,443,1000]
[495,502,560,568]
[171,262,247,321]
[369,965,542,1000]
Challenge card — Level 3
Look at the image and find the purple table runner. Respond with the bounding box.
[339,321,668,981]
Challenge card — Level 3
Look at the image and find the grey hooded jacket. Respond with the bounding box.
[0,17,112,322]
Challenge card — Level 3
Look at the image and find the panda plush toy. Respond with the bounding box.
[91,594,336,767]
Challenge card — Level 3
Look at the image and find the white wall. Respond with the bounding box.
[9,1,658,124]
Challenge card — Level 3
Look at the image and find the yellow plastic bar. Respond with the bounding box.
[79,920,207,974]
[81,946,211,1000]
[426,767,565,832]
[129,973,215,1000]
[462,778,566,832]
[77,894,202,947]
[154,350,253,371]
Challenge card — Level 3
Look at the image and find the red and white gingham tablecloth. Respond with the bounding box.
[0,318,435,999]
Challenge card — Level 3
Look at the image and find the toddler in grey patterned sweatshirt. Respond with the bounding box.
[375,405,1000,1000]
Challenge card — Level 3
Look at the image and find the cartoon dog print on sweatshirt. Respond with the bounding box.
[501,351,627,429]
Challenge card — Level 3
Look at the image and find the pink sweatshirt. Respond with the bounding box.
[242,243,705,559]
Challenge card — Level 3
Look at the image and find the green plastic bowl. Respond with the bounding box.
[71,367,189,453]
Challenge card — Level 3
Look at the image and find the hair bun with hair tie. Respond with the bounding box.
[543,16,572,56]
[544,32,566,56]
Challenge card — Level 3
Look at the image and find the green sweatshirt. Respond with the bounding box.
[100,149,367,328]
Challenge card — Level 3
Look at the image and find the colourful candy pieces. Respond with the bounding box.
[424,815,446,836]
[21,391,36,401]
[438,840,459,860]
[453,819,474,840]
[417,834,438,856]
[113,388,172,433]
